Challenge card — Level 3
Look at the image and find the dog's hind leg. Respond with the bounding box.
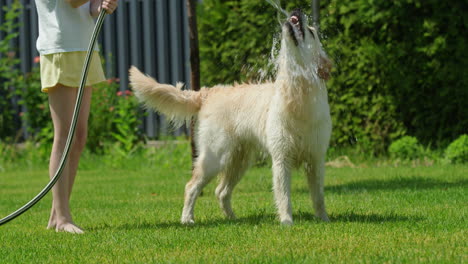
[215,149,250,220]
[181,150,220,225]
[305,157,330,222]
[272,158,293,225]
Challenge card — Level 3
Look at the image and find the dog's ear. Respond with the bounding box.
[306,26,331,80]
[318,55,332,81]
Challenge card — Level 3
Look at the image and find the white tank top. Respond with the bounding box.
[35,0,98,55]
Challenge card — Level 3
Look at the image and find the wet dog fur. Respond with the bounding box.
[129,9,332,225]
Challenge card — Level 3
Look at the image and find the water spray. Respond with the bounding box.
[0,9,108,226]
[265,0,288,25]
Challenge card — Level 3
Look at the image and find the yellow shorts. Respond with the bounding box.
[40,51,106,93]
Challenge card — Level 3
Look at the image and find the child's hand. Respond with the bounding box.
[100,0,118,14]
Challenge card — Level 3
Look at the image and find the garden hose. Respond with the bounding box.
[0,9,107,226]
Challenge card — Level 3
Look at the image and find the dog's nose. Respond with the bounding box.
[290,16,299,25]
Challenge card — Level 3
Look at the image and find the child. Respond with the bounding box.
[35,0,118,234]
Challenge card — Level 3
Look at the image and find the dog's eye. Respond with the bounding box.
[308,28,315,39]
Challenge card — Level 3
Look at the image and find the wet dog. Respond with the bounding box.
[129,9,332,225]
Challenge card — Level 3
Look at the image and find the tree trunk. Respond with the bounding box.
[312,0,320,30]
[187,0,200,168]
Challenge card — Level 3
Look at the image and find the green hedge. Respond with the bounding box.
[445,134,468,164]
[197,0,468,154]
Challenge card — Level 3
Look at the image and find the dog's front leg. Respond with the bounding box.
[181,151,220,225]
[305,157,330,222]
[272,160,293,225]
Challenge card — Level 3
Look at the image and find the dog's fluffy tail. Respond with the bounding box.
[129,66,202,124]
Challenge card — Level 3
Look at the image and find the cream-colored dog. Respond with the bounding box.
[129,9,332,225]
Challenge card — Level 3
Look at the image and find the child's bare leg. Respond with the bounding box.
[48,133,75,232]
[47,85,92,234]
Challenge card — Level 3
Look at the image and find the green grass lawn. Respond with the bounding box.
[0,158,466,263]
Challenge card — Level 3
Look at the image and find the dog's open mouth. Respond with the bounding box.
[286,9,304,46]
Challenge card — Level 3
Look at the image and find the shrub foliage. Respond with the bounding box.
[445,135,468,164]
[0,1,22,141]
[388,136,423,160]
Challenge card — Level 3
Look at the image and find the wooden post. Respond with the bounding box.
[312,0,320,30]
[187,0,201,168]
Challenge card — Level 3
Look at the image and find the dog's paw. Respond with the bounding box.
[316,213,330,222]
[181,217,195,225]
[224,211,237,220]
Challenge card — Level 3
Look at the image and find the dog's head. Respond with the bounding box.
[278,9,329,82]
[282,8,320,56]
[284,9,314,45]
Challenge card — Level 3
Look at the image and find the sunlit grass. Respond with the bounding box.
[0,145,466,263]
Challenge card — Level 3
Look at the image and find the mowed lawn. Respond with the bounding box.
[0,161,466,263]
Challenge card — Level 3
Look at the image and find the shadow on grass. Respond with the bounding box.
[330,212,423,223]
[89,210,421,231]
[321,177,467,193]
[89,211,276,231]
[292,211,423,223]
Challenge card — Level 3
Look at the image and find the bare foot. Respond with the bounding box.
[47,209,56,230]
[55,222,84,234]
[47,220,56,230]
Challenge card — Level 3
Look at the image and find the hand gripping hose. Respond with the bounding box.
[0,9,107,226]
